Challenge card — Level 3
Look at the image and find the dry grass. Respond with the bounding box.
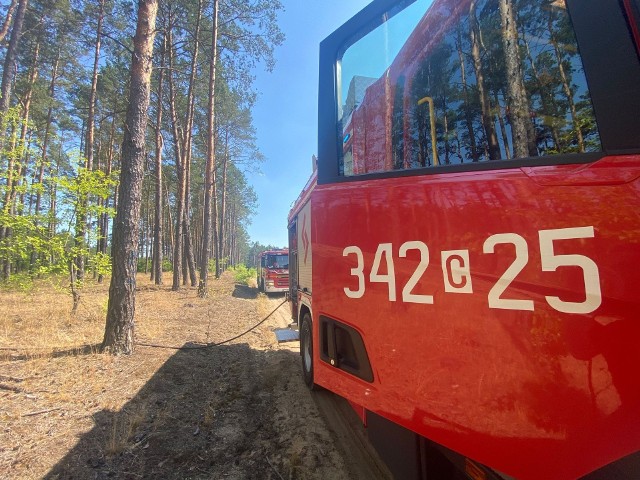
[105,401,149,456]
[0,273,357,480]
[0,277,108,357]
[0,273,241,479]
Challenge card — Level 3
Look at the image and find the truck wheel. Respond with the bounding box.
[259,279,264,292]
[300,313,317,390]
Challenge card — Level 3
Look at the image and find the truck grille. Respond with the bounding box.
[274,275,288,288]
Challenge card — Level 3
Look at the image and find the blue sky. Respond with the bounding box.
[246,0,372,248]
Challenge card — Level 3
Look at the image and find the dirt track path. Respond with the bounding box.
[261,295,392,480]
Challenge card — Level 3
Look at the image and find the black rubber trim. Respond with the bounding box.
[367,411,423,480]
[316,152,616,185]
[567,0,640,151]
[626,0,640,56]
[367,411,514,480]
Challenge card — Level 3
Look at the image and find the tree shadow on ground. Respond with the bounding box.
[232,284,258,299]
[45,343,304,480]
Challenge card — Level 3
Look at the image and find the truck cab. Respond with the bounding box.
[257,249,289,294]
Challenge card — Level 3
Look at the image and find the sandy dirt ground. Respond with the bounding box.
[0,273,390,479]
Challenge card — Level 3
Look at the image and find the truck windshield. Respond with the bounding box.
[267,254,288,269]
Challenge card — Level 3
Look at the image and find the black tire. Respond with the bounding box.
[259,278,264,292]
[300,313,316,390]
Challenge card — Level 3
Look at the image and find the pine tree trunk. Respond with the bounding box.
[98,115,116,284]
[144,178,151,274]
[152,33,165,285]
[48,146,61,264]
[75,0,105,282]
[181,0,201,287]
[183,203,197,286]
[163,175,173,263]
[499,0,537,158]
[0,0,26,266]
[34,51,59,221]
[1,125,18,278]
[469,0,501,160]
[218,131,229,273]
[2,38,38,275]
[19,41,39,271]
[522,29,561,151]
[166,21,184,291]
[102,0,158,355]
[198,0,219,297]
[85,0,104,173]
[456,26,478,162]
[0,0,27,115]
[0,0,18,44]
[548,12,584,152]
[494,90,511,159]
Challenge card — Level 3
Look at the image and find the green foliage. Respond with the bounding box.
[229,264,256,285]
[134,258,179,273]
[88,251,112,277]
[162,258,173,272]
[0,272,37,293]
[55,155,119,220]
[0,144,118,287]
[208,258,220,274]
[137,257,151,273]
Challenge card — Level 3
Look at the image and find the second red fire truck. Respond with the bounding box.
[257,249,289,293]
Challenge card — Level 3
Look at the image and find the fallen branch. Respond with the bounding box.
[0,383,22,393]
[21,407,61,417]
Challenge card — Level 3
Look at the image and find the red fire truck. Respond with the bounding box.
[257,249,289,293]
[288,0,640,478]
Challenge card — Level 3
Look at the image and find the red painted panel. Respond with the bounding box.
[310,157,640,479]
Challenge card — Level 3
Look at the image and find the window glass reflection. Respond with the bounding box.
[338,0,602,176]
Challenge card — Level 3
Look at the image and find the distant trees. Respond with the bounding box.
[0,0,284,350]
[0,0,282,280]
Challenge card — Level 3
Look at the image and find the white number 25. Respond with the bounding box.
[483,227,602,314]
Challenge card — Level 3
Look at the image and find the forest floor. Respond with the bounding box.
[0,272,390,479]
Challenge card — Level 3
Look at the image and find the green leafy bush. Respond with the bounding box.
[229,264,256,285]
[88,252,112,277]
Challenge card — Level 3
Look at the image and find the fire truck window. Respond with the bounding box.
[267,254,288,269]
[338,0,602,175]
